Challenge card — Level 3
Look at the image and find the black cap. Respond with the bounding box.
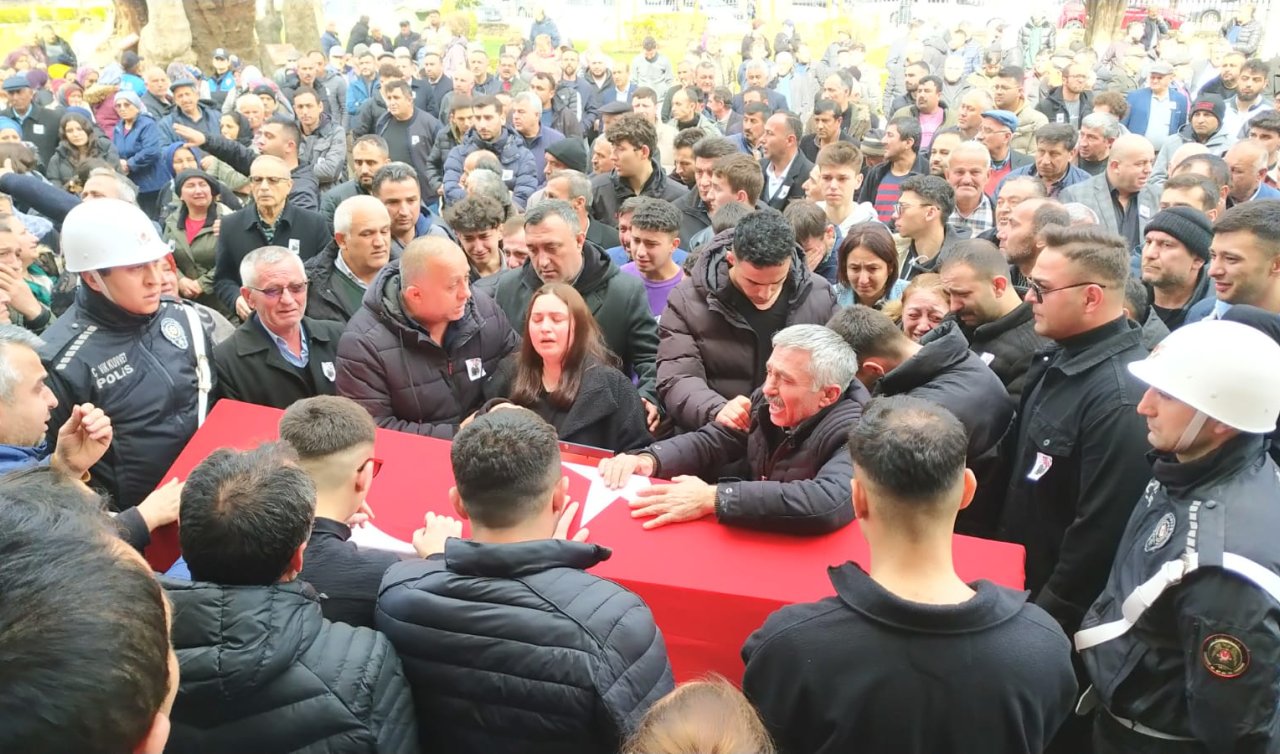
[545,138,588,173]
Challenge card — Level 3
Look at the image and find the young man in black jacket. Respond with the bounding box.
[378,409,673,754]
[742,396,1077,754]
[279,396,400,629]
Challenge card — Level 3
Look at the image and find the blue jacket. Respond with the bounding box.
[112,114,168,193]
[995,161,1092,200]
[1122,88,1189,138]
[515,125,564,181]
[161,103,222,142]
[442,126,539,208]
[347,74,379,115]
[0,443,45,475]
[529,17,561,47]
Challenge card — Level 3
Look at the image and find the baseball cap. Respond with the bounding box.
[981,109,1018,132]
[329,45,344,58]
[212,48,228,60]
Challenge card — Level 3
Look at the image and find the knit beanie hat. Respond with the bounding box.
[1189,93,1226,125]
[1144,206,1214,260]
[546,137,588,174]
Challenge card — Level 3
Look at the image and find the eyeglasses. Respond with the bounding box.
[1027,280,1107,301]
[361,457,384,477]
[893,202,933,214]
[248,175,290,185]
[247,282,308,300]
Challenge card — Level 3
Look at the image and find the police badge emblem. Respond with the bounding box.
[1202,634,1249,678]
[1144,511,1176,552]
[160,318,189,350]
[322,361,336,382]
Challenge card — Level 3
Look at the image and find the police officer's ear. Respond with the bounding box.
[80,271,106,293]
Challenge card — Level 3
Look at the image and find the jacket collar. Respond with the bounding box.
[878,324,973,396]
[968,301,1035,341]
[75,283,158,329]
[443,537,611,577]
[312,516,352,540]
[829,562,1026,632]
[1047,315,1143,376]
[1151,433,1268,498]
[234,314,331,357]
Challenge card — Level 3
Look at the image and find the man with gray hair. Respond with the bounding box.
[509,90,564,182]
[1077,111,1121,176]
[544,169,621,251]
[598,324,868,535]
[213,246,344,410]
[479,199,660,425]
[306,195,393,324]
[827,304,1014,536]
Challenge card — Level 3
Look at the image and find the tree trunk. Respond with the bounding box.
[183,0,258,67]
[1085,0,1127,47]
[113,0,149,38]
[282,0,321,53]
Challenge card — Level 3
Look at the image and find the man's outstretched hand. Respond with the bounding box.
[50,403,112,480]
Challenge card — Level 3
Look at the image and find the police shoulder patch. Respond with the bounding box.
[1202,634,1249,679]
[1144,511,1176,552]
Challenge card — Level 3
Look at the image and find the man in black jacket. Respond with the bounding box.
[279,395,400,629]
[213,247,343,408]
[829,305,1014,537]
[590,114,687,227]
[376,79,442,204]
[173,118,320,211]
[742,396,1076,754]
[478,200,660,421]
[600,324,867,535]
[674,135,738,244]
[938,239,1050,400]
[164,443,419,752]
[379,409,673,754]
[211,156,329,316]
[1000,223,1150,641]
[307,195,393,324]
[321,134,389,236]
[337,238,517,438]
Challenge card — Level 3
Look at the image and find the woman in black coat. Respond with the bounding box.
[485,282,651,453]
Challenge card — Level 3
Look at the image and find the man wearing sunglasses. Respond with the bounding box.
[212,246,344,410]
[999,223,1152,749]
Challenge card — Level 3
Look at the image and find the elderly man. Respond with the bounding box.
[1225,138,1280,207]
[161,78,222,141]
[1059,134,1160,251]
[946,141,995,235]
[510,90,564,182]
[479,200,660,423]
[599,324,867,535]
[212,155,329,316]
[337,237,517,438]
[306,195,393,324]
[174,118,320,211]
[213,246,344,409]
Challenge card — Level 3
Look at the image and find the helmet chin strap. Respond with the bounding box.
[1173,410,1209,455]
[88,271,118,306]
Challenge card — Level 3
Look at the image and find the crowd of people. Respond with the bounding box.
[1,4,1280,753]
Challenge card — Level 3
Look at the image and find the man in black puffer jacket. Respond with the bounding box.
[658,211,838,433]
[337,238,517,438]
[378,409,673,754]
[829,306,1015,538]
[164,443,419,753]
[599,324,867,535]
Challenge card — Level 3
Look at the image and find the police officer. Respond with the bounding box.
[1076,319,1280,753]
[40,199,216,510]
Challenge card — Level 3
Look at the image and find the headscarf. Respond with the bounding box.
[0,117,21,138]
[113,88,144,115]
[97,63,123,88]
[162,142,207,181]
[24,69,47,91]
[76,66,97,87]
[55,81,82,107]
[222,110,253,146]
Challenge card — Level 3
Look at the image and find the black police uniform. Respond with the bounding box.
[1076,433,1280,753]
[40,286,217,509]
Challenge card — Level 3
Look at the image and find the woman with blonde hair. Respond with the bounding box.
[883,273,951,342]
[623,675,775,754]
